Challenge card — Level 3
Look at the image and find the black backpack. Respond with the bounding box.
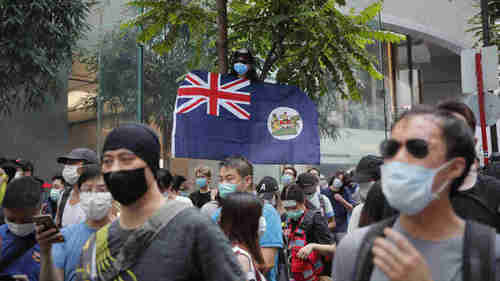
[352,217,496,281]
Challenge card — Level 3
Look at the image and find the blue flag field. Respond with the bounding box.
[172,70,320,164]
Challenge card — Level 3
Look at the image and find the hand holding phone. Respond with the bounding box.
[33,215,64,245]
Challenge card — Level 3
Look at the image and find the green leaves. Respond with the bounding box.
[468,0,500,50]
[0,0,92,115]
[122,0,403,137]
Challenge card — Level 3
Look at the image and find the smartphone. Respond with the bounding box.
[0,274,28,281]
[33,215,65,243]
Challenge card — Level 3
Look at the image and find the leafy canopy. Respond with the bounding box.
[467,0,500,49]
[124,0,402,101]
[0,0,93,114]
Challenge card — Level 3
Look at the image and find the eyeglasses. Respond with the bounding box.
[380,138,429,159]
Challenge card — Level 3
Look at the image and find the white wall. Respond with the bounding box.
[345,0,478,53]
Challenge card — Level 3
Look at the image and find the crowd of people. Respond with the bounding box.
[1,57,500,281]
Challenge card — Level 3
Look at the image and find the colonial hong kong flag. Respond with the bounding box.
[172,70,320,164]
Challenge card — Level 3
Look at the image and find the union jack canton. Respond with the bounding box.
[176,72,251,120]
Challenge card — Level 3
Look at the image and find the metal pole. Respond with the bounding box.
[97,7,104,159]
[407,35,414,106]
[476,52,489,165]
[478,0,490,165]
[137,5,144,123]
[377,11,388,139]
[481,0,491,46]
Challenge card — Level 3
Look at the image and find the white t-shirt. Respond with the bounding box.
[61,191,86,227]
[347,203,364,233]
[233,246,267,281]
[174,195,194,206]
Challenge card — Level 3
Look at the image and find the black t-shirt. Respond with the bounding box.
[76,207,244,281]
[189,190,212,208]
[451,174,500,232]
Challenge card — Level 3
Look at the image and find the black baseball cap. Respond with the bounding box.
[352,155,383,183]
[57,148,98,165]
[14,159,34,171]
[256,176,279,200]
[296,173,318,195]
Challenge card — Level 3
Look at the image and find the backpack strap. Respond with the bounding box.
[463,220,496,281]
[318,194,326,217]
[99,200,191,281]
[352,216,398,281]
[56,187,72,227]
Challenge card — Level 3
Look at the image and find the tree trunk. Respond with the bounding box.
[216,0,228,73]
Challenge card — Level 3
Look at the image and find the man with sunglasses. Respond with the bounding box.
[332,105,500,281]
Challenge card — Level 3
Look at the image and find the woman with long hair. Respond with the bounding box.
[220,192,266,281]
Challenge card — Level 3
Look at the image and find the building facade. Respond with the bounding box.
[4,0,485,182]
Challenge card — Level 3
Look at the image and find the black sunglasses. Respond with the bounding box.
[380,138,429,159]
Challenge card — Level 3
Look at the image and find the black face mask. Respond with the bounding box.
[103,168,148,206]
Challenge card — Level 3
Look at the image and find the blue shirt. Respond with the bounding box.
[213,202,284,281]
[52,222,97,281]
[321,187,354,233]
[0,225,40,281]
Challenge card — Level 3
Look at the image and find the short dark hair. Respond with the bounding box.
[77,164,102,189]
[157,169,173,191]
[171,175,186,192]
[437,100,476,133]
[282,166,297,178]
[22,161,34,173]
[220,192,264,265]
[394,105,476,194]
[307,167,320,175]
[281,184,306,204]
[219,155,253,179]
[51,175,65,184]
[3,176,42,209]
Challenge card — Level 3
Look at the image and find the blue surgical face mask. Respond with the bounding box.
[218,182,238,198]
[50,188,62,202]
[233,63,248,76]
[281,175,293,186]
[333,178,343,188]
[286,209,304,220]
[381,161,452,215]
[196,178,207,188]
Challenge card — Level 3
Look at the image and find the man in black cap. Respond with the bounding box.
[75,123,244,281]
[297,173,335,231]
[13,159,34,178]
[257,176,280,209]
[347,155,383,233]
[55,148,98,227]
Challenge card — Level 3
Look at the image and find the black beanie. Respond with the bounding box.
[102,124,160,175]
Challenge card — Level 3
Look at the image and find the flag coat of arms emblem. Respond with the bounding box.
[172,70,320,164]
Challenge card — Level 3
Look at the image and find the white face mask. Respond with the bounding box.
[381,161,451,215]
[80,192,113,221]
[14,171,23,179]
[6,218,35,237]
[307,191,320,209]
[62,165,80,185]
